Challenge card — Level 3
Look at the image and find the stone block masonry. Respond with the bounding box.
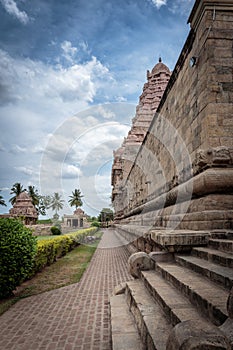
[112,0,233,235]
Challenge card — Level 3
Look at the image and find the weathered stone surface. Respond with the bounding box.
[166,320,231,350]
[149,251,174,263]
[150,229,208,252]
[110,294,143,350]
[114,282,127,296]
[220,318,233,349]
[125,280,172,350]
[111,1,233,234]
[111,3,233,347]
[155,261,229,326]
[128,252,154,278]
[227,287,233,318]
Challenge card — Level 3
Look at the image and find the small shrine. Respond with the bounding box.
[9,192,38,225]
[63,208,88,228]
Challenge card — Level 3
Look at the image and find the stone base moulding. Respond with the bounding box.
[166,320,231,350]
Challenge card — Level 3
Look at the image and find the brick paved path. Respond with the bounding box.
[0,229,134,350]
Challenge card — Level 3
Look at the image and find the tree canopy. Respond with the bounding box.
[9,182,25,205]
[0,190,6,207]
[49,192,64,216]
[68,189,83,209]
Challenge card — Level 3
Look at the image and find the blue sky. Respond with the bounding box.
[0,0,195,217]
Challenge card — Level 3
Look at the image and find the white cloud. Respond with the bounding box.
[79,41,91,55]
[61,41,78,64]
[96,105,115,119]
[0,0,29,24]
[62,164,82,179]
[14,166,35,176]
[169,0,195,14]
[0,49,112,109]
[151,0,167,9]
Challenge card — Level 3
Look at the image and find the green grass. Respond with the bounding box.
[36,219,52,224]
[0,232,102,316]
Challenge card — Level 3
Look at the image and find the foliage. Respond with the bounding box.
[68,189,83,209]
[27,186,47,216]
[38,195,53,216]
[99,208,114,222]
[49,192,64,216]
[0,218,37,298]
[0,238,102,315]
[9,183,48,216]
[50,226,61,235]
[9,183,25,205]
[27,186,49,216]
[0,190,6,207]
[27,186,40,207]
[91,221,101,228]
[32,227,98,274]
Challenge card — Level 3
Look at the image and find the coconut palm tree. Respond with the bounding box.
[27,186,40,207]
[49,192,64,217]
[68,189,83,209]
[27,186,48,216]
[9,182,25,205]
[38,195,52,216]
[0,190,6,207]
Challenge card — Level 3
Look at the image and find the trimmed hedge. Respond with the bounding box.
[0,218,37,298]
[0,224,98,299]
[32,227,98,274]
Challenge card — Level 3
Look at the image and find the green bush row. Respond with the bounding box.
[0,218,98,299]
[32,227,98,273]
[0,218,37,298]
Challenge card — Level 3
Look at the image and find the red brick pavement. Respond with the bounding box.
[0,229,134,350]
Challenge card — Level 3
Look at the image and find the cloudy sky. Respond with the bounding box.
[0,0,195,218]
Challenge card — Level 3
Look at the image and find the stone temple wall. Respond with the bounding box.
[114,0,233,233]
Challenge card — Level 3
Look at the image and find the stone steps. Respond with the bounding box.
[110,294,143,350]
[209,238,233,253]
[192,246,233,268]
[125,280,172,350]
[175,254,233,289]
[141,270,212,326]
[111,230,233,349]
[155,261,229,326]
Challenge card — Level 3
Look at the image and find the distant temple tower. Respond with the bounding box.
[9,192,38,225]
[111,58,171,217]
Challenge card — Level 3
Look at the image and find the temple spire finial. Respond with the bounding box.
[159,56,162,63]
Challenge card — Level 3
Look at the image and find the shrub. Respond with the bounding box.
[33,227,98,273]
[51,226,61,235]
[0,218,37,298]
[33,235,73,272]
[91,221,101,228]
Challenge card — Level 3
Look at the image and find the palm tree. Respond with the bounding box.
[68,189,83,209]
[27,186,40,207]
[38,195,52,216]
[27,186,48,216]
[0,190,6,207]
[9,182,25,205]
[49,192,64,217]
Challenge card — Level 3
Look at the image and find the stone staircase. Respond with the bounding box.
[110,231,233,349]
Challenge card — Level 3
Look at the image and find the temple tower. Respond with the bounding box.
[111,59,171,217]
